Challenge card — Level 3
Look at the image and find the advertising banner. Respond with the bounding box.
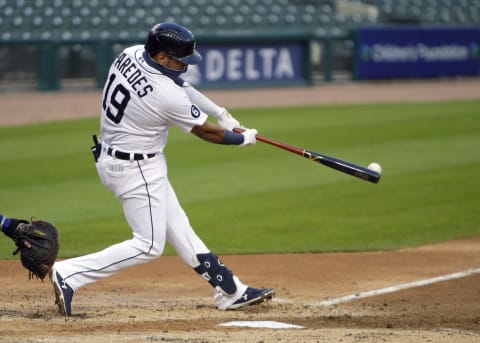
[184,42,309,88]
[355,26,480,79]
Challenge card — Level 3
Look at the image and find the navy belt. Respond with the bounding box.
[107,147,156,161]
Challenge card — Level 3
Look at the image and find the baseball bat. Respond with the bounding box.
[233,128,381,184]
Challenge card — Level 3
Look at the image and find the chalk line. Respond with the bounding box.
[313,268,480,307]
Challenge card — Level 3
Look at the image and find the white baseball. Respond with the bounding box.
[368,162,382,174]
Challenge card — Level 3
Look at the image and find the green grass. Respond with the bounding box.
[1,100,479,258]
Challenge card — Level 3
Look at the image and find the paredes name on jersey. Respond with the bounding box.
[113,53,153,98]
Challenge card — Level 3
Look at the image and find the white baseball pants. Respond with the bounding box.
[55,152,217,291]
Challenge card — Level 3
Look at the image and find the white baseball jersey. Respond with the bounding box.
[100,45,208,153]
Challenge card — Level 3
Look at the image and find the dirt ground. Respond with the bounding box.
[0,238,479,342]
[1,79,480,342]
[1,78,480,126]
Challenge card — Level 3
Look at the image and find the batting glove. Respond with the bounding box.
[240,129,258,146]
[217,108,242,130]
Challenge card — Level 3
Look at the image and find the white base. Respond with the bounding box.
[218,321,304,329]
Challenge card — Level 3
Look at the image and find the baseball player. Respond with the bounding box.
[49,22,275,316]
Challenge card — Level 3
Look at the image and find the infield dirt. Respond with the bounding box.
[0,79,479,342]
[0,238,479,342]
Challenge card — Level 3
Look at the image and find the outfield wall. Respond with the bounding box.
[354,26,480,80]
[3,27,479,91]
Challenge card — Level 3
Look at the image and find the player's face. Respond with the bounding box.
[164,54,188,71]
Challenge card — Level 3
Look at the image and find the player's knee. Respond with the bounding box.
[133,237,164,258]
[194,253,237,295]
[147,244,164,258]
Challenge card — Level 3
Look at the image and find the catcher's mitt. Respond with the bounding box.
[10,220,59,280]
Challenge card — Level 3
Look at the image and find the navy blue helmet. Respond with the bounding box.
[145,22,202,65]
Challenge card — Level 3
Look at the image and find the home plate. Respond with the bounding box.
[219,321,304,329]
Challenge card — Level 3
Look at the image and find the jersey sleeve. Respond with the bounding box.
[183,83,224,119]
[159,86,208,133]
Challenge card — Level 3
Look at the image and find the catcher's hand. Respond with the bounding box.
[9,220,59,280]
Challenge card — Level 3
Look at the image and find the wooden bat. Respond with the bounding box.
[233,128,381,184]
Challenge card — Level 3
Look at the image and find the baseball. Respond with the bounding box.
[368,162,382,174]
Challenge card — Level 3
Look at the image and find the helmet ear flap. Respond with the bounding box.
[145,22,202,65]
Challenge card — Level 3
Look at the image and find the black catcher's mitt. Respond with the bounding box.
[10,220,59,280]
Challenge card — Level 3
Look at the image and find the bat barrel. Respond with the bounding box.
[304,150,381,183]
[232,128,380,184]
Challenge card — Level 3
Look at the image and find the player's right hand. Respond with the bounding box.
[240,129,258,146]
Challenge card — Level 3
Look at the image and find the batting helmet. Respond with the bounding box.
[145,22,202,65]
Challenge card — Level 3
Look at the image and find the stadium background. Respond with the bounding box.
[1,1,480,342]
[1,0,479,90]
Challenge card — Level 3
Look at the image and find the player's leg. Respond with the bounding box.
[54,194,167,290]
[164,180,274,310]
[51,156,169,315]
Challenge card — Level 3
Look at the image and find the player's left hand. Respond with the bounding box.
[217,108,243,130]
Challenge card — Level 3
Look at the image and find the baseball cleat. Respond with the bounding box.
[49,267,74,316]
[227,287,275,310]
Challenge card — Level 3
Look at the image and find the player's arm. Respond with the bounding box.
[183,83,242,130]
[191,121,257,146]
